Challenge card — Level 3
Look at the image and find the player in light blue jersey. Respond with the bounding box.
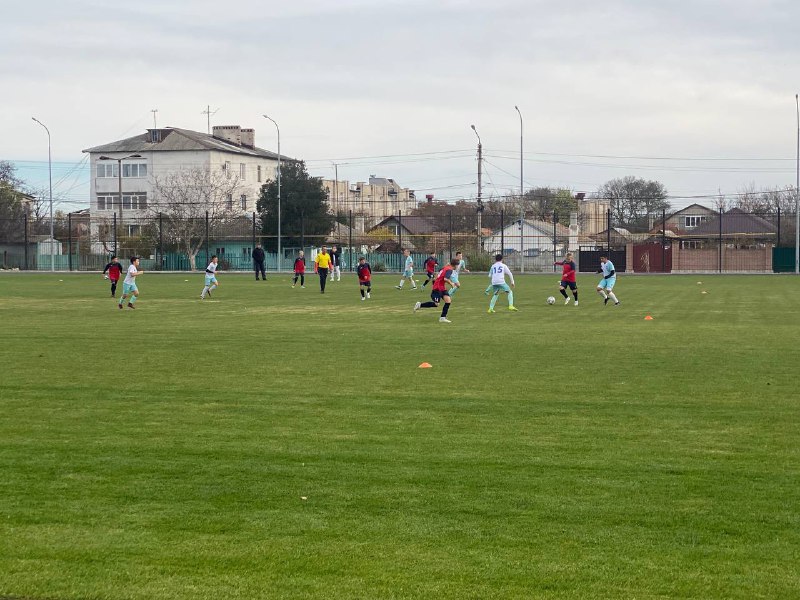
[396,248,417,290]
[596,255,620,306]
[487,254,518,312]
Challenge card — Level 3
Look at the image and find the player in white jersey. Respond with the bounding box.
[596,255,620,306]
[454,251,469,273]
[395,248,417,290]
[487,254,518,313]
[118,256,143,309]
[201,255,220,299]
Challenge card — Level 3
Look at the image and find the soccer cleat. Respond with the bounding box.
[487,308,495,313]
[127,303,135,309]
[565,297,571,305]
[207,289,212,298]
[413,301,421,312]
[301,286,305,289]
[200,294,205,299]
[614,301,620,306]
[361,296,365,301]
[508,306,518,311]
[603,297,609,305]
[574,301,579,306]
[439,317,451,323]
[118,303,123,309]
[291,285,295,288]
[396,285,402,289]
[366,292,371,299]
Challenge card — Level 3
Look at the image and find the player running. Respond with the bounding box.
[413,258,460,323]
[596,255,620,306]
[292,250,306,288]
[396,249,417,290]
[554,252,579,306]
[357,257,372,300]
[118,256,142,309]
[487,254,518,313]
[102,255,123,297]
[200,255,219,299]
[421,252,439,287]
[455,251,469,273]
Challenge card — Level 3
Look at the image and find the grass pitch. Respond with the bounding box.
[1,272,799,599]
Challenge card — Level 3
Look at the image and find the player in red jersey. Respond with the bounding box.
[413,258,460,323]
[102,255,124,297]
[356,257,372,300]
[292,250,306,288]
[421,252,439,287]
[554,252,578,306]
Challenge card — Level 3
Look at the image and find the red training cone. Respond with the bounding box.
[644,315,654,321]
[418,362,433,368]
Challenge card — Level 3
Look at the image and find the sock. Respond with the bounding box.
[420,301,437,308]
[560,288,568,298]
[367,285,371,294]
[293,275,297,285]
[111,282,117,295]
[573,291,578,301]
[398,280,404,288]
[129,294,137,305]
[489,293,499,310]
[485,285,493,294]
[210,284,218,293]
[360,289,365,298]
[301,275,305,286]
[422,279,428,287]
[608,292,618,303]
[597,289,607,299]
[508,291,514,306]
[202,286,209,297]
[118,295,125,306]
[441,302,451,318]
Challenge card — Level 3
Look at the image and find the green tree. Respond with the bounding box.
[596,176,670,231]
[257,160,333,250]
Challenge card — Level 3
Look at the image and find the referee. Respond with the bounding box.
[314,246,333,294]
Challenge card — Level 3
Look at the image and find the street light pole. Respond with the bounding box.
[98,154,143,255]
[263,115,281,271]
[514,106,524,272]
[471,124,483,251]
[32,117,53,271]
[795,93,799,274]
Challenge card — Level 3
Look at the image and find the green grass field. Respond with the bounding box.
[1,272,798,599]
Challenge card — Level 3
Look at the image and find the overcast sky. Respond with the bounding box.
[2,0,798,210]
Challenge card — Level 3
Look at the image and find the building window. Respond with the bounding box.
[684,215,707,228]
[96,163,118,178]
[226,194,233,210]
[127,224,141,237]
[681,240,702,249]
[257,165,262,182]
[122,163,147,178]
[240,163,246,180]
[97,197,106,210]
[223,161,231,178]
[240,195,247,211]
[98,193,147,210]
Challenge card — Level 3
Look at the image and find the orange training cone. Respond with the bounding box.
[418,362,433,368]
[644,315,654,320]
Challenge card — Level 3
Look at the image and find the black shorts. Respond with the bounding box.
[425,271,435,279]
[359,280,371,287]
[560,280,577,290]
[430,289,450,303]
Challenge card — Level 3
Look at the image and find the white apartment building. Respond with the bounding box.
[82,125,281,238]
[321,176,416,229]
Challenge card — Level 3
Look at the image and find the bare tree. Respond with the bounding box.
[150,167,241,270]
[595,176,670,232]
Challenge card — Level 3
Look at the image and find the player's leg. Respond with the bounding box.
[572,283,578,305]
[128,288,139,306]
[118,286,127,307]
[410,272,417,289]
[439,295,452,321]
[607,281,619,305]
[560,284,569,303]
[507,286,515,309]
[597,280,608,303]
[292,273,297,287]
[366,283,371,298]
[489,286,500,311]
[360,284,366,299]
[111,280,117,297]
[300,274,305,287]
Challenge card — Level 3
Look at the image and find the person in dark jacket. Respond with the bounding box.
[330,245,342,282]
[253,243,266,280]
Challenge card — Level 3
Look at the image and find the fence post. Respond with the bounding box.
[607,208,612,253]
[553,209,558,272]
[500,209,504,258]
[777,205,781,247]
[158,212,163,270]
[113,212,117,256]
[348,210,353,271]
[23,208,29,270]
[68,212,72,271]
[661,208,666,272]
[205,211,210,268]
[718,207,723,273]
[398,210,403,251]
[449,210,453,260]
[252,211,256,252]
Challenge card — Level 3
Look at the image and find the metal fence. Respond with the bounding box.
[0,207,797,273]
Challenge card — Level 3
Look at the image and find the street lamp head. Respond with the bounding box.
[470,124,476,131]
[98,156,112,161]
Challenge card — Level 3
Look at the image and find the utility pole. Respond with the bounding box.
[151,109,158,129]
[515,106,524,272]
[333,162,339,216]
[201,105,218,134]
[32,117,53,271]
[471,124,483,251]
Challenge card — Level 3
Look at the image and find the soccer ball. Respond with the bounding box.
[546,296,556,305]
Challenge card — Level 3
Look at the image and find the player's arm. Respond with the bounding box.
[505,265,515,287]
[102,263,111,274]
[604,269,615,279]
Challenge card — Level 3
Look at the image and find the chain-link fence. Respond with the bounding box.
[0,207,797,273]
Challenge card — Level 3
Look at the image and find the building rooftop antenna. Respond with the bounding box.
[201,105,220,134]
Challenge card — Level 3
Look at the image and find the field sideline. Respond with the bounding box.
[1,272,799,599]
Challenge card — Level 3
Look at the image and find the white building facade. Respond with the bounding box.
[320,176,416,228]
[83,125,281,241]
